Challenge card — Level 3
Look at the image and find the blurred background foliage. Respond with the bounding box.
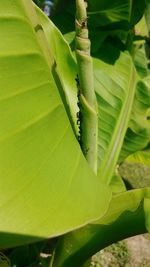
[33,0,54,16]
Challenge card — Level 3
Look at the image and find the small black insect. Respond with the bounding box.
[75,74,80,87]
[76,111,80,118]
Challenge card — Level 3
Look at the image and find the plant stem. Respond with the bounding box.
[51,205,147,267]
[75,0,98,174]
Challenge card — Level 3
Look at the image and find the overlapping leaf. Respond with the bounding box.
[52,188,150,267]
[126,150,150,166]
[92,42,150,180]
[0,0,111,248]
[35,6,79,137]
[120,76,150,161]
[93,44,137,183]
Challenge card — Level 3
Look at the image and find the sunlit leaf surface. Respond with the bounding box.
[0,0,111,248]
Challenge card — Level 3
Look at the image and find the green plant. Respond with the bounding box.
[0,0,150,266]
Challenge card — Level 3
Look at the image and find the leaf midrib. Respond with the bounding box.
[98,63,136,184]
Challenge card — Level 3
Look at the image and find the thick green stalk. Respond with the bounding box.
[75,0,98,173]
[51,206,147,267]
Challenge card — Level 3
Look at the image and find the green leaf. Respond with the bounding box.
[94,44,137,184]
[94,44,150,179]
[135,16,149,38]
[130,0,150,27]
[93,41,150,167]
[88,0,150,29]
[126,150,150,166]
[0,0,111,248]
[35,6,79,137]
[52,188,150,267]
[120,76,150,161]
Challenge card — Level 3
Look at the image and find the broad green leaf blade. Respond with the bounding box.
[120,76,150,161]
[0,0,111,248]
[35,6,79,137]
[127,150,150,166]
[52,188,150,267]
[95,45,137,184]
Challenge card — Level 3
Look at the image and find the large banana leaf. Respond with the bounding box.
[52,188,150,267]
[94,44,137,183]
[0,0,111,248]
[35,6,137,186]
[35,4,130,194]
[35,5,79,137]
[93,42,150,180]
[120,76,150,161]
[50,3,150,180]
